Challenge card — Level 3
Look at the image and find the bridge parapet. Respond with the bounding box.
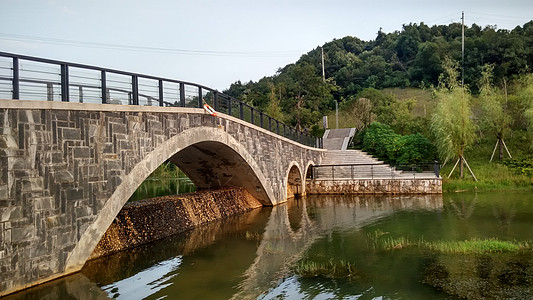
[0,51,320,148]
[0,99,323,295]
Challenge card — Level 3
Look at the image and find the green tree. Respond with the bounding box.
[479,64,512,160]
[520,74,533,148]
[265,82,285,121]
[431,57,477,179]
[279,62,336,129]
[349,97,375,130]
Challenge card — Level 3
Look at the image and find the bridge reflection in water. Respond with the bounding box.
[4,195,443,300]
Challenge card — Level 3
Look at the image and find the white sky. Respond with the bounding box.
[1,0,531,90]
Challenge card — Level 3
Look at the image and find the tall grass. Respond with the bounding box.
[377,236,530,254]
[294,259,357,278]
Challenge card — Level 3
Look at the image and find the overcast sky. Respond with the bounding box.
[1,0,531,90]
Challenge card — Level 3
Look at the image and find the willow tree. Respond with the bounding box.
[521,74,533,149]
[479,64,512,161]
[431,57,477,180]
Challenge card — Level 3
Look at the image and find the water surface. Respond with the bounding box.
[6,191,533,299]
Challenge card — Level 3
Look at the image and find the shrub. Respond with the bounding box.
[361,122,436,164]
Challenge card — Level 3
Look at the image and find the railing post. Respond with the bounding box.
[78,86,83,103]
[251,107,254,124]
[131,75,139,105]
[158,80,164,106]
[179,83,185,107]
[47,83,53,101]
[332,166,335,181]
[351,165,354,179]
[239,102,244,120]
[101,70,107,104]
[371,165,374,179]
[276,120,280,134]
[12,57,19,99]
[434,161,440,178]
[198,86,203,108]
[260,112,264,128]
[228,96,232,116]
[60,64,69,102]
[213,91,218,111]
[268,116,272,131]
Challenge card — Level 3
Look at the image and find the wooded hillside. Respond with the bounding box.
[223,21,533,131]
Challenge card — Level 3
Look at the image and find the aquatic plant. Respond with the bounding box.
[294,259,357,279]
[375,234,530,254]
[426,238,530,254]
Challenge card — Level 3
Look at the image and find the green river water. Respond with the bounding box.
[6,191,533,299]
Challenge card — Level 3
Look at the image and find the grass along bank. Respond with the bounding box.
[439,135,533,192]
[373,235,530,254]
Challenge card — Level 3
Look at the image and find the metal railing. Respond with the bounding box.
[309,162,440,180]
[0,52,321,148]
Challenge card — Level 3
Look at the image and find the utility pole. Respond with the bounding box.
[461,11,465,87]
[321,47,326,82]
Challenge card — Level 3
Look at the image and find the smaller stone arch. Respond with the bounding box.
[286,162,303,199]
[304,161,316,180]
[303,160,316,195]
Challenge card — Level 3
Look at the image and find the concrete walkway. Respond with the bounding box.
[322,128,356,150]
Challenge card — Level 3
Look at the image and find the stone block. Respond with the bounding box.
[45,216,61,229]
[74,206,92,219]
[102,142,113,153]
[73,147,90,159]
[11,157,30,170]
[105,160,121,171]
[110,123,127,135]
[52,170,74,184]
[66,189,84,201]
[1,206,22,222]
[34,197,54,211]
[119,140,132,150]
[61,128,81,140]
[19,178,43,192]
[0,185,8,200]
[53,110,70,121]
[11,225,34,243]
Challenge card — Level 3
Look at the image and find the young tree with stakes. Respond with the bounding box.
[431,57,478,180]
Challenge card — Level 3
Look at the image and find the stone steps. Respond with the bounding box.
[315,150,402,179]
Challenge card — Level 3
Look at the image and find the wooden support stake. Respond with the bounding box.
[489,139,499,162]
[448,158,461,178]
[463,157,478,182]
[501,139,512,159]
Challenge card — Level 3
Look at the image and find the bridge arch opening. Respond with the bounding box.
[286,164,303,199]
[65,126,276,274]
[168,140,271,203]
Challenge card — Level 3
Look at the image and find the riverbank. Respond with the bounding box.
[440,159,533,193]
[89,187,262,260]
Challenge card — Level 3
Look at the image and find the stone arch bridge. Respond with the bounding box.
[0,100,323,295]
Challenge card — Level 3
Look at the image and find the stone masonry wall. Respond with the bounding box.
[0,101,323,296]
[306,178,442,194]
[89,187,262,260]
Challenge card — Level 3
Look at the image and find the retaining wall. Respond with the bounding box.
[306,178,442,194]
[89,187,262,260]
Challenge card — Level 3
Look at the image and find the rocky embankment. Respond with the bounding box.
[89,187,262,260]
